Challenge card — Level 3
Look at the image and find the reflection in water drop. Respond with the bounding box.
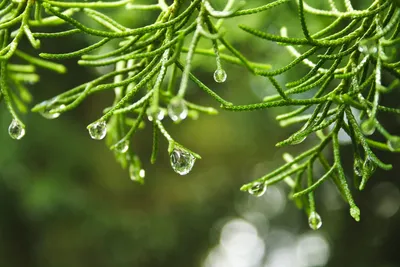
[213,69,227,83]
[308,212,322,230]
[248,182,267,197]
[8,119,25,140]
[87,121,107,140]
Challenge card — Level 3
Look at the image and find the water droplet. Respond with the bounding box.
[354,157,363,177]
[8,119,25,140]
[387,136,400,152]
[170,147,196,175]
[147,106,165,121]
[248,182,267,197]
[87,120,107,140]
[129,164,145,183]
[168,97,188,122]
[363,157,376,175]
[358,39,378,55]
[213,69,227,83]
[40,104,66,119]
[350,206,361,221]
[114,139,129,153]
[361,119,376,136]
[308,211,322,230]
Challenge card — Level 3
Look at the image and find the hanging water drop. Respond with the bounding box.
[308,211,322,230]
[248,182,267,197]
[363,157,376,175]
[213,69,227,83]
[40,103,66,119]
[387,136,400,152]
[358,39,378,55]
[87,120,107,140]
[114,139,129,153]
[168,97,188,122]
[361,119,376,136]
[129,164,145,183]
[147,106,165,121]
[170,147,196,175]
[8,119,25,140]
[353,157,363,177]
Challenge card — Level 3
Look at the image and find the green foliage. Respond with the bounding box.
[0,0,399,229]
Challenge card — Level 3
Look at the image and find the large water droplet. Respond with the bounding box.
[354,157,363,177]
[387,136,400,152]
[8,119,25,140]
[87,120,107,140]
[168,97,188,122]
[358,39,378,55]
[361,119,376,136]
[213,69,227,83]
[129,164,145,183]
[114,139,129,153]
[363,157,376,175]
[248,182,267,197]
[170,147,196,175]
[308,211,322,230]
[147,106,165,121]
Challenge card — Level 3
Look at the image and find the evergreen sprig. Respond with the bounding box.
[0,0,399,230]
[231,0,400,228]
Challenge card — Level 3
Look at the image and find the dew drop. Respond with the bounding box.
[308,211,322,230]
[129,164,145,183]
[147,106,165,121]
[363,157,376,175]
[168,97,188,122]
[354,157,363,177]
[114,139,129,153]
[8,119,25,140]
[387,136,400,152]
[40,104,66,119]
[361,119,376,136]
[358,39,378,55]
[170,147,196,175]
[248,182,267,197]
[213,69,227,83]
[87,120,107,140]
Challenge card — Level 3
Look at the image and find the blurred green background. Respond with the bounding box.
[1,1,400,267]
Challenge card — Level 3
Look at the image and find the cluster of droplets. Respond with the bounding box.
[87,120,107,140]
[308,211,322,230]
[169,147,196,175]
[213,69,227,83]
[247,182,267,197]
[8,119,25,140]
[167,97,188,122]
